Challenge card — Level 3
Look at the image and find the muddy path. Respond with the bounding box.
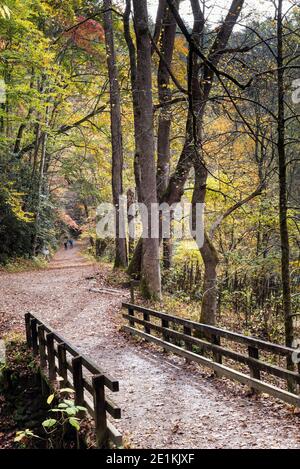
[0,243,299,449]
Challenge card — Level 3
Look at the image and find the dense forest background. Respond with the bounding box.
[0,0,299,347]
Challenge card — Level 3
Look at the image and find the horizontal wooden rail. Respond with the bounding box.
[25,313,122,448]
[123,303,296,356]
[122,303,300,408]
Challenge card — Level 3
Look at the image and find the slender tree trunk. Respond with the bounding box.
[189,0,244,325]
[127,188,135,259]
[152,0,167,49]
[14,70,35,154]
[128,0,245,288]
[83,202,95,248]
[132,0,161,299]
[123,0,142,203]
[157,1,179,269]
[200,234,219,325]
[103,0,128,268]
[277,0,294,352]
[32,130,48,256]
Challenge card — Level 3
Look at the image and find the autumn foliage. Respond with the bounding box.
[64,16,105,54]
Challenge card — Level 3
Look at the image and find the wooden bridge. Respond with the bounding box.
[24,303,300,450]
[122,303,300,408]
[25,313,122,448]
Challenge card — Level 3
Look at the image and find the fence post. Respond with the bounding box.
[25,313,32,348]
[30,318,38,356]
[248,345,261,393]
[92,374,108,448]
[211,335,222,378]
[57,343,68,387]
[143,311,150,334]
[161,318,170,352]
[130,282,135,304]
[212,335,222,364]
[46,332,56,382]
[72,356,84,414]
[128,307,135,327]
[37,325,46,368]
[183,326,192,363]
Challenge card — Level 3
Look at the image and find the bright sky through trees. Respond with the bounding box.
[147,0,292,25]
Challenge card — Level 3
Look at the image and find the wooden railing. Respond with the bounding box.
[122,303,300,408]
[25,313,122,448]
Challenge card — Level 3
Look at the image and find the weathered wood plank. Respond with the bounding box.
[46,332,56,382]
[25,313,118,392]
[57,342,68,387]
[37,325,46,368]
[123,325,300,408]
[248,346,261,394]
[122,313,300,386]
[72,356,84,410]
[122,303,296,357]
[83,378,121,419]
[128,306,135,327]
[30,318,38,356]
[24,313,121,448]
[93,374,108,448]
[25,313,32,348]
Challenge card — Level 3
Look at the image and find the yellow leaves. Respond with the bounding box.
[3,186,34,223]
[0,3,10,19]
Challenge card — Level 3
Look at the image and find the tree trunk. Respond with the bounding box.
[32,130,47,256]
[157,1,178,269]
[103,0,128,268]
[200,234,219,325]
[132,0,161,300]
[127,188,136,259]
[277,0,294,353]
[128,0,245,288]
[123,0,142,203]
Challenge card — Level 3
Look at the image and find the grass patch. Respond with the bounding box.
[0,256,49,273]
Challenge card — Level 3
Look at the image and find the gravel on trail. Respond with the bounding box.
[0,244,299,449]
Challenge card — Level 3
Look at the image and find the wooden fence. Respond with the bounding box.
[122,303,300,408]
[25,313,122,448]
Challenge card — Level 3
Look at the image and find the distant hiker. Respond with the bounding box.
[42,247,50,262]
[68,239,74,248]
[64,237,68,250]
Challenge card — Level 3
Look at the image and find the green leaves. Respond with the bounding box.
[42,419,57,429]
[69,417,80,431]
[57,402,69,409]
[51,397,87,417]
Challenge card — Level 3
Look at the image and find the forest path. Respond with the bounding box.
[1,244,300,449]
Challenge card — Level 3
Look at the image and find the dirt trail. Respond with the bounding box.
[0,244,299,449]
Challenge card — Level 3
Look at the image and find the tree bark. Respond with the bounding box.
[157,1,179,269]
[132,0,161,299]
[200,234,219,325]
[188,0,245,325]
[103,0,128,268]
[127,188,136,259]
[276,0,294,353]
[123,0,142,203]
[32,129,48,256]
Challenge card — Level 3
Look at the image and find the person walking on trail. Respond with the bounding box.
[68,238,74,248]
[42,246,50,262]
[64,237,68,250]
